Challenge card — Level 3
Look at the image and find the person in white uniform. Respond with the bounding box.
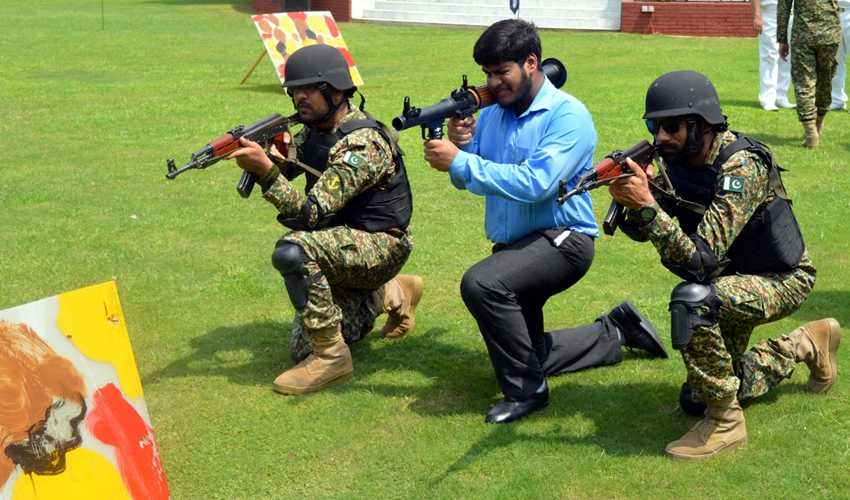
[829,0,850,110]
[754,0,796,110]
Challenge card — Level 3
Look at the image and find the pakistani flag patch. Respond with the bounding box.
[722,176,745,193]
[343,151,364,169]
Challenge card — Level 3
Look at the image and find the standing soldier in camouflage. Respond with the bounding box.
[778,0,842,147]
[609,71,841,460]
[227,44,423,395]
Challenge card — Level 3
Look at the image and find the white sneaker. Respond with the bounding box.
[762,104,779,111]
[829,103,847,111]
[776,100,796,109]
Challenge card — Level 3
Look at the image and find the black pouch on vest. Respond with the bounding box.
[723,197,805,275]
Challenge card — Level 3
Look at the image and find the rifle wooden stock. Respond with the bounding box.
[556,140,655,205]
[592,140,654,184]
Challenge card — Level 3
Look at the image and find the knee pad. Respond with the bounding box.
[669,281,719,350]
[271,242,318,310]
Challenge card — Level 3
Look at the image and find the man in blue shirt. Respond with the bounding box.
[423,19,669,424]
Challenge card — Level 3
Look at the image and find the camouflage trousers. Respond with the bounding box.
[791,42,840,122]
[681,251,817,402]
[279,226,412,362]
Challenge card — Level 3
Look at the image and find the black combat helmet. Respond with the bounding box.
[644,70,726,125]
[283,44,355,92]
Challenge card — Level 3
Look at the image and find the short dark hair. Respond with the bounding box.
[473,19,542,68]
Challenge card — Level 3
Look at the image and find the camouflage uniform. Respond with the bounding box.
[257,106,413,361]
[634,130,817,402]
[778,0,842,121]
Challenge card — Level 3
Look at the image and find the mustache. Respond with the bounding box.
[657,143,683,156]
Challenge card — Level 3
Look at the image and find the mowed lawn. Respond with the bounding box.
[0,1,848,499]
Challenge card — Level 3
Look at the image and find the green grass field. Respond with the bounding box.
[1,1,848,498]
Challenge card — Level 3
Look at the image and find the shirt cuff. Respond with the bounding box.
[448,150,469,179]
[256,165,280,193]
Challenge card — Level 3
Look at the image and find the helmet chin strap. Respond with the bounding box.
[316,83,347,126]
[683,116,706,160]
[291,83,349,127]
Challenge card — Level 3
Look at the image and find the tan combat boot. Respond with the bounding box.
[379,275,424,338]
[815,114,825,136]
[790,318,841,393]
[802,120,819,148]
[664,395,747,461]
[273,326,353,395]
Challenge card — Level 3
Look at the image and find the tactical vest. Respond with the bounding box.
[300,118,413,232]
[658,132,805,276]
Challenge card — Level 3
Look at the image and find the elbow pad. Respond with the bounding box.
[277,196,336,231]
[662,234,729,283]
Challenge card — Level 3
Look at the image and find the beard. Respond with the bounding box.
[658,133,705,168]
[658,144,689,167]
[293,99,329,126]
[501,68,534,110]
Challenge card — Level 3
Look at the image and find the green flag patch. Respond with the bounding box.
[343,151,364,169]
[722,176,745,193]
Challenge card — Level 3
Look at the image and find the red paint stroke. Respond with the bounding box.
[288,11,307,21]
[337,47,355,67]
[325,16,339,38]
[86,384,169,500]
[262,33,272,40]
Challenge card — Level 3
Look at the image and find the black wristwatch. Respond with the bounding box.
[638,204,657,224]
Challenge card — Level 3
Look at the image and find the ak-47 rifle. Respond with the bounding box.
[392,58,567,139]
[556,140,656,236]
[166,113,299,198]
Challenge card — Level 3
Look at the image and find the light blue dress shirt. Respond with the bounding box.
[448,77,599,245]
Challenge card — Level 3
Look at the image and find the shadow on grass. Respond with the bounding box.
[788,290,850,327]
[147,318,293,387]
[148,305,827,473]
[429,386,675,483]
[148,321,498,415]
[150,319,702,461]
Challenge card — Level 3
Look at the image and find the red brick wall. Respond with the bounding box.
[253,0,351,22]
[621,1,755,38]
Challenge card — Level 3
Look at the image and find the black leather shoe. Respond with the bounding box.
[484,387,549,424]
[609,301,669,358]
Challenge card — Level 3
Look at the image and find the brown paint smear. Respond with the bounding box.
[0,320,86,486]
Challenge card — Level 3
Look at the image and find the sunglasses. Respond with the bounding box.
[286,83,321,98]
[645,117,685,136]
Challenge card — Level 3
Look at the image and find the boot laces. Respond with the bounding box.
[697,415,719,438]
[297,351,319,368]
